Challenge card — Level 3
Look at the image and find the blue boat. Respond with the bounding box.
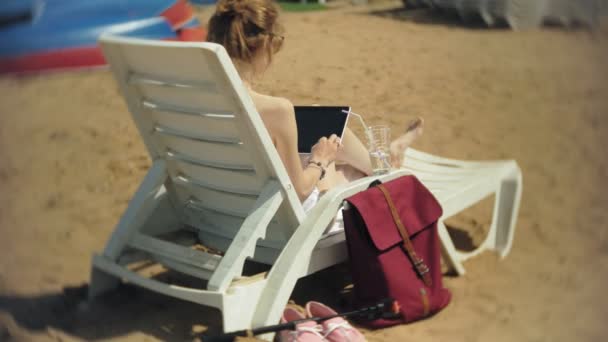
[0,0,205,74]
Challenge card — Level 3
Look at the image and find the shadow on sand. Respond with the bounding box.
[0,225,481,340]
[366,6,508,30]
[0,282,223,341]
[0,264,355,341]
[446,225,478,252]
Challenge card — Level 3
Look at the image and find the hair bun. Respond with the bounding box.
[207,0,283,63]
[216,0,248,18]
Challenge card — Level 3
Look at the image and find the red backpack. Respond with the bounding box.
[342,175,451,328]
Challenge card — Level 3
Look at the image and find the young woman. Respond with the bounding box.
[206,0,423,210]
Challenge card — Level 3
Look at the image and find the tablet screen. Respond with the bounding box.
[294,106,350,153]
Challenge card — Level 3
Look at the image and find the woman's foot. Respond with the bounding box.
[389,117,424,168]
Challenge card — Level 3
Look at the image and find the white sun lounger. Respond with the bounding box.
[89,35,522,335]
[402,149,522,275]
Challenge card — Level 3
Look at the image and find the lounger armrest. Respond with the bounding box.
[291,169,410,261]
[308,170,411,222]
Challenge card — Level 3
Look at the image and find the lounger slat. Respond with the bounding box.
[142,100,234,118]
[129,233,221,272]
[120,42,227,94]
[155,256,214,280]
[136,81,236,113]
[168,159,263,195]
[184,204,244,234]
[129,72,219,93]
[180,191,253,219]
[92,254,225,308]
[178,186,256,215]
[155,125,240,144]
[192,216,290,251]
[166,150,254,171]
[171,176,260,198]
[157,134,254,170]
[184,203,290,249]
[147,105,240,144]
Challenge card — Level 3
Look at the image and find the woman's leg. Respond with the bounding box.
[318,118,424,192]
[335,127,373,176]
[335,118,424,172]
[389,117,424,168]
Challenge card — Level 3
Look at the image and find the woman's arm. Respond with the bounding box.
[270,99,338,201]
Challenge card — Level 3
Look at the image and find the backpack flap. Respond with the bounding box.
[346,175,443,252]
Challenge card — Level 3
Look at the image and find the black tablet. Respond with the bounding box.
[294,106,350,153]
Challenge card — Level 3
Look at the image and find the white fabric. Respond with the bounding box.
[302,187,344,236]
[302,187,321,213]
[300,153,344,236]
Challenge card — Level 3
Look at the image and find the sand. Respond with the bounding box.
[1,1,607,341]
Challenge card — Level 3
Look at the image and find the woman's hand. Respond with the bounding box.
[310,134,340,166]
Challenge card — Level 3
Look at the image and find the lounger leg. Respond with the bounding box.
[437,220,467,276]
[220,304,243,333]
[220,280,267,333]
[89,160,168,299]
[487,164,522,258]
[102,160,168,260]
[251,254,309,341]
[251,204,346,340]
[88,266,120,300]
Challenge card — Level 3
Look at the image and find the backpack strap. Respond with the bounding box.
[377,184,433,287]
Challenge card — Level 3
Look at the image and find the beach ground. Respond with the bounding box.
[1,1,607,341]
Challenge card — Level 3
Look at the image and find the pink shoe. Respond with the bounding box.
[279,307,325,342]
[305,301,367,342]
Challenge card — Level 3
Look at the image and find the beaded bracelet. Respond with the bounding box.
[307,160,326,180]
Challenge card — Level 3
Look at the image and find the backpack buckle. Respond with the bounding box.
[414,258,430,275]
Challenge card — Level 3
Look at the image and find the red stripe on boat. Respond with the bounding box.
[178,27,207,41]
[0,46,106,74]
[160,0,195,29]
[0,35,184,75]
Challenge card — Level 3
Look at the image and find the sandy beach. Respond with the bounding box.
[1,1,607,341]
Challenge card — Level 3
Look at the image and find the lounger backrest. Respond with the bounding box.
[99,35,305,248]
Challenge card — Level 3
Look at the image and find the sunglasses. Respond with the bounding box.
[267,32,284,52]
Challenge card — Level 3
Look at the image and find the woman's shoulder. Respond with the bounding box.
[253,92,294,117]
[250,92,296,137]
